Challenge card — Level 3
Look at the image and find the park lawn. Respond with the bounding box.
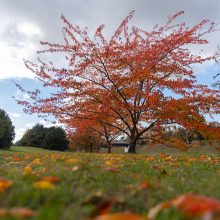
[0,146,220,219]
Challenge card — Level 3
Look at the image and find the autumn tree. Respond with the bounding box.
[70,126,102,152]
[66,114,123,153]
[16,11,220,153]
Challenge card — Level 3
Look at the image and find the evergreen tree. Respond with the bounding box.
[44,127,69,151]
[0,109,15,148]
[18,124,69,151]
[21,124,47,147]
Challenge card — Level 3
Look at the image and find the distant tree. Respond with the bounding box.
[67,117,123,153]
[163,127,205,145]
[14,139,23,146]
[0,109,15,148]
[18,124,69,151]
[44,126,69,151]
[21,124,47,147]
[20,129,31,146]
[70,128,102,152]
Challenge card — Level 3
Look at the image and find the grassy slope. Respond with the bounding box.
[0,146,220,219]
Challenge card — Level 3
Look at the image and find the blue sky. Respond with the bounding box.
[0,78,57,141]
[0,0,219,141]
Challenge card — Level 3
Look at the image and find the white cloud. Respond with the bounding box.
[0,20,42,79]
[14,127,27,142]
[39,119,64,128]
[18,22,42,37]
[25,122,35,127]
[9,112,21,118]
[0,0,219,80]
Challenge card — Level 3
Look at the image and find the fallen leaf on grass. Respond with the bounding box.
[72,166,79,172]
[12,157,22,162]
[215,147,220,151]
[0,207,37,218]
[148,194,220,219]
[105,161,113,166]
[23,166,32,175]
[172,194,220,217]
[10,207,37,218]
[31,158,41,165]
[145,156,155,162]
[152,165,161,171]
[66,158,78,164]
[42,176,61,183]
[159,153,169,159]
[92,200,112,217]
[93,212,146,220]
[84,192,126,217]
[139,181,151,190]
[0,208,7,217]
[0,179,12,193]
[34,180,56,190]
[106,167,120,173]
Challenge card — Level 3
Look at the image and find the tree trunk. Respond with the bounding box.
[128,139,137,153]
[89,142,93,152]
[107,143,111,153]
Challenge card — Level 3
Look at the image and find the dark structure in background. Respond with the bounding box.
[101,140,129,152]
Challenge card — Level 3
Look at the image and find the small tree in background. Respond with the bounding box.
[18,124,69,151]
[0,109,15,148]
[44,126,69,151]
[21,124,46,147]
[70,127,102,152]
[66,117,123,153]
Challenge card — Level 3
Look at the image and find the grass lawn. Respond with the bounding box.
[0,146,220,219]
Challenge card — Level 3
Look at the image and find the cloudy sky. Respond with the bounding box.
[0,0,219,141]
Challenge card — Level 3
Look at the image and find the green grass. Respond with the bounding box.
[0,146,220,219]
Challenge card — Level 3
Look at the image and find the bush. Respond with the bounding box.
[44,127,69,151]
[18,124,69,151]
[0,109,15,148]
[21,124,47,147]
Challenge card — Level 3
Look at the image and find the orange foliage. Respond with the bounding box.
[15,11,220,152]
[148,194,220,219]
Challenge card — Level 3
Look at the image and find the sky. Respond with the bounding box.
[0,0,219,142]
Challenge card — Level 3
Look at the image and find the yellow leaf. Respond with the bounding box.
[31,158,41,165]
[105,161,113,167]
[66,158,78,164]
[42,176,61,183]
[94,212,146,220]
[34,180,55,190]
[23,166,32,174]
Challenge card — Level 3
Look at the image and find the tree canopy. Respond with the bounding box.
[44,126,69,151]
[16,11,220,152]
[0,109,15,148]
[18,124,69,151]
